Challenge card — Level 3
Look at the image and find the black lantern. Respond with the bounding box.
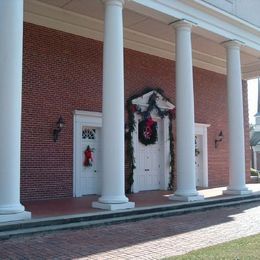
[53,116,65,142]
[215,131,224,148]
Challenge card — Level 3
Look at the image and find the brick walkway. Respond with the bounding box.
[1,201,260,259]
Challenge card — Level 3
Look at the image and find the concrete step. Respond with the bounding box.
[1,193,260,240]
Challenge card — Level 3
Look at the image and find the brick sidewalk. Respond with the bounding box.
[1,201,260,259]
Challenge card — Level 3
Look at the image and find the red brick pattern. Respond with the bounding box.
[1,201,260,258]
[21,23,250,201]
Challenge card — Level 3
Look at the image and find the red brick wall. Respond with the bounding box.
[21,23,250,201]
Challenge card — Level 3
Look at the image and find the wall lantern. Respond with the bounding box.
[215,131,224,148]
[125,123,129,134]
[53,116,65,142]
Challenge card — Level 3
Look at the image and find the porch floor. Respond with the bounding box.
[23,184,260,219]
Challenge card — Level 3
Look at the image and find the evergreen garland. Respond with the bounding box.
[126,99,136,193]
[126,88,175,193]
[168,111,175,190]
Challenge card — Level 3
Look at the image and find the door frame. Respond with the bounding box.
[73,110,102,197]
[195,123,210,188]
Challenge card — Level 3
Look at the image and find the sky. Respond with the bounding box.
[248,78,258,125]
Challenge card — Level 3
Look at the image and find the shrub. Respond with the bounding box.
[250,168,259,177]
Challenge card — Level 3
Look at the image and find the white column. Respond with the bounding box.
[0,1,31,222]
[223,40,251,195]
[92,0,134,210]
[170,20,204,202]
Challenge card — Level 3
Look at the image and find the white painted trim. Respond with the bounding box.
[253,145,260,152]
[162,116,171,189]
[73,110,102,197]
[74,110,102,118]
[195,123,210,187]
[132,113,139,193]
[129,0,260,51]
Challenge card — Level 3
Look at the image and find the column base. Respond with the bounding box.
[169,194,204,202]
[92,201,135,211]
[223,187,252,195]
[98,195,129,204]
[0,211,31,223]
[0,203,25,214]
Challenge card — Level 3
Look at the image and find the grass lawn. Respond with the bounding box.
[165,233,260,259]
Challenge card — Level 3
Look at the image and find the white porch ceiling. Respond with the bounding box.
[27,0,260,79]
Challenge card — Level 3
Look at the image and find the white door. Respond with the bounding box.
[195,135,203,187]
[76,125,101,196]
[137,120,163,191]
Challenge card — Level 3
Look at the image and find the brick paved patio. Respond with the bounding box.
[1,200,260,259]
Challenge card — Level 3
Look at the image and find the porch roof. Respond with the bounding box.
[25,0,260,80]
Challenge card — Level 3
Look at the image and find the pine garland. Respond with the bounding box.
[126,88,175,193]
[126,99,136,193]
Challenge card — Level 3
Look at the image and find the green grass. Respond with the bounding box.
[165,233,260,259]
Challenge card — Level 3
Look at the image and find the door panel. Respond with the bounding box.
[79,127,101,195]
[137,120,162,191]
[195,135,203,187]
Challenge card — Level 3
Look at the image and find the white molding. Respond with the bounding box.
[195,123,210,187]
[74,110,102,118]
[131,90,175,110]
[132,113,139,193]
[129,0,260,51]
[253,145,260,152]
[73,110,102,197]
[242,61,260,80]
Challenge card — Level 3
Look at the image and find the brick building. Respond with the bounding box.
[1,0,260,222]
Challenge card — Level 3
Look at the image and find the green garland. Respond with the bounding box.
[126,88,175,193]
[168,110,175,190]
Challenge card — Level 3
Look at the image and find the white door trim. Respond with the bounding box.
[195,123,210,188]
[73,110,102,197]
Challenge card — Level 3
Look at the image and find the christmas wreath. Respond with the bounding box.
[84,145,93,167]
[138,117,158,145]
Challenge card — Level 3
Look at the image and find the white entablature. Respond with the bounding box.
[25,0,260,79]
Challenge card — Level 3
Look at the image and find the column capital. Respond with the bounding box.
[170,19,197,30]
[222,39,245,49]
[102,0,125,7]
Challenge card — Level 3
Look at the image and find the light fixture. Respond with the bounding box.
[53,116,65,142]
[125,123,129,134]
[215,131,224,148]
